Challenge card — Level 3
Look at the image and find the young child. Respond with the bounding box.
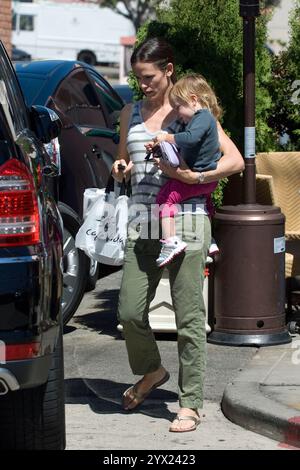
[146,73,221,267]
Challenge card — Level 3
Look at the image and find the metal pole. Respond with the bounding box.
[243,14,256,203]
[240,0,260,203]
[208,0,290,347]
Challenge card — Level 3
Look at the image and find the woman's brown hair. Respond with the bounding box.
[131,37,176,83]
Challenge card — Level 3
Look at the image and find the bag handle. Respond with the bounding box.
[105,174,115,194]
[105,173,131,197]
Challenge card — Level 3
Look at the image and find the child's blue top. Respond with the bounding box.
[174,108,221,172]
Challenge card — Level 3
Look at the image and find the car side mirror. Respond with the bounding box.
[30,105,62,144]
[79,126,120,144]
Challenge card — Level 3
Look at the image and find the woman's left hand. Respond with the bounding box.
[145,141,155,152]
[153,157,176,177]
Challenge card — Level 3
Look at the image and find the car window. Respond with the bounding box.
[17,75,45,107]
[0,107,15,166]
[87,71,123,127]
[53,69,107,128]
[20,15,34,32]
[0,48,29,135]
[0,80,17,140]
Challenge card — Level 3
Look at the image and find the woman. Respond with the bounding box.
[112,37,244,433]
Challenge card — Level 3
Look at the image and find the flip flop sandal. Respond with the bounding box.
[169,414,201,433]
[122,371,170,411]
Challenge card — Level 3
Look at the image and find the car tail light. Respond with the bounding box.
[0,158,40,247]
[5,342,41,361]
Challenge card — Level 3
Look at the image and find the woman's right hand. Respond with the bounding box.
[112,159,133,183]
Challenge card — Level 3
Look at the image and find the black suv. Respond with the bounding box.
[0,42,65,449]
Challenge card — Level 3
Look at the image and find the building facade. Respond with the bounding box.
[0,0,12,56]
[267,0,296,54]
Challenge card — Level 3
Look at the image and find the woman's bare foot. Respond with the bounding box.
[169,408,200,432]
[122,366,169,411]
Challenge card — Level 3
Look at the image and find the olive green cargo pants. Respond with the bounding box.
[118,213,211,409]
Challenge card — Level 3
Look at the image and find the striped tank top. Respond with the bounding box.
[127,101,182,207]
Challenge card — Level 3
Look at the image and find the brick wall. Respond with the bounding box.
[0,0,12,56]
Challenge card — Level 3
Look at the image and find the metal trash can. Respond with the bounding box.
[208,204,291,346]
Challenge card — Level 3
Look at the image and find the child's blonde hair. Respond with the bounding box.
[169,73,222,120]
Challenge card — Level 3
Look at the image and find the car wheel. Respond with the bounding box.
[0,329,65,450]
[77,50,96,65]
[85,259,100,292]
[59,203,89,325]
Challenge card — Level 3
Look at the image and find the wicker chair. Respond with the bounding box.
[255,173,276,206]
[256,152,300,313]
[256,152,300,242]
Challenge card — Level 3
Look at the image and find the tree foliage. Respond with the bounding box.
[126,0,300,205]
[130,0,276,154]
[126,0,287,207]
[98,0,160,32]
[266,0,300,150]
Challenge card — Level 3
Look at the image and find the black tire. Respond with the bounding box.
[0,329,65,450]
[85,258,100,292]
[77,50,96,65]
[59,203,89,325]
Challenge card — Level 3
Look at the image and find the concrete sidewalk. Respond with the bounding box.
[64,269,300,449]
[222,335,300,449]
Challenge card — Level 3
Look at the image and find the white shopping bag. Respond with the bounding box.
[75,179,129,266]
[83,187,103,220]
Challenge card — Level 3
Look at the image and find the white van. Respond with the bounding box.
[12,1,135,65]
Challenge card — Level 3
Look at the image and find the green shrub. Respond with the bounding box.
[131,0,277,153]
[128,0,281,206]
[267,1,300,150]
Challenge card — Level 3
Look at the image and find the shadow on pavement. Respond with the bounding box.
[72,289,120,338]
[64,377,177,422]
[63,325,77,335]
[98,264,122,280]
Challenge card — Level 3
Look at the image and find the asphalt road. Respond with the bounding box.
[63,268,280,450]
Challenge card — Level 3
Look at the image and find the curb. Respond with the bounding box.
[222,381,300,448]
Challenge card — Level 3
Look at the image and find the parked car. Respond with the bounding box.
[11,45,31,62]
[0,42,65,449]
[113,84,134,104]
[15,60,124,325]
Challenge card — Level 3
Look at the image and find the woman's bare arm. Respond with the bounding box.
[111,104,133,182]
[156,122,245,184]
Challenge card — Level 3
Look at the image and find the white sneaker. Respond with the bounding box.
[156,237,187,267]
[208,239,219,256]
